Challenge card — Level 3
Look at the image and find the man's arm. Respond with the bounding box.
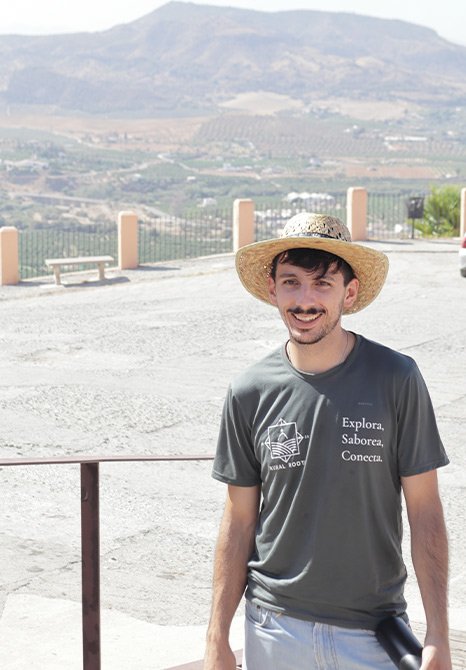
[402,470,451,670]
[204,484,260,670]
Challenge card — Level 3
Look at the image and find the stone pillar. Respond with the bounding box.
[0,226,19,285]
[461,188,466,237]
[346,187,367,241]
[233,199,255,252]
[118,211,138,270]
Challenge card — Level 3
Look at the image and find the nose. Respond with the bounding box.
[294,284,320,311]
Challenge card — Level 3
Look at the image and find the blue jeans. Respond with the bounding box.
[244,601,395,670]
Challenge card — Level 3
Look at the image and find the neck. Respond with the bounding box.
[286,328,354,374]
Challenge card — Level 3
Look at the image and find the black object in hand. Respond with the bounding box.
[376,616,423,669]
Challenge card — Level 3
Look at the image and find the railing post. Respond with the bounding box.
[233,199,255,252]
[346,187,367,241]
[0,226,19,285]
[461,188,466,237]
[81,462,101,670]
[118,211,139,269]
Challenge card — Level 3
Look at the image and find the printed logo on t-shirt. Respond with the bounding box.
[264,418,305,470]
[340,415,384,464]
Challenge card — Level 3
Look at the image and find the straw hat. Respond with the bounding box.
[235,212,389,314]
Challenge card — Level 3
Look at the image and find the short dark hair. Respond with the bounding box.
[270,248,355,285]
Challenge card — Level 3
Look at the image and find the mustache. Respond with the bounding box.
[288,307,324,315]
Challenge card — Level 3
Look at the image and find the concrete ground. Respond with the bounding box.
[0,238,464,669]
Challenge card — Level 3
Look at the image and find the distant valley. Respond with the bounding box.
[0,2,465,224]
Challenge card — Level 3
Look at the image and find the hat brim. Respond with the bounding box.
[236,236,389,314]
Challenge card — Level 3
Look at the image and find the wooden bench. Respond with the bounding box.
[45,255,114,285]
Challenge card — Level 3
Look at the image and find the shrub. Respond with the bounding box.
[419,185,461,236]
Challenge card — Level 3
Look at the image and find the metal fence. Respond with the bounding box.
[17,194,431,281]
[367,192,427,240]
[255,193,347,241]
[138,209,232,264]
[254,192,428,241]
[18,210,233,280]
[19,226,118,279]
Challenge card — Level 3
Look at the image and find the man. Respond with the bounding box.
[204,213,451,669]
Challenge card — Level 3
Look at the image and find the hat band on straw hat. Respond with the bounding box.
[292,232,336,239]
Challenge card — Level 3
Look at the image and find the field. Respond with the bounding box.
[0,103,465,228]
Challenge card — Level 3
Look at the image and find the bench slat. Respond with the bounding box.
[45,255,114,265]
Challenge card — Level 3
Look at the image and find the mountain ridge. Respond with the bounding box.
[1,1,465,116]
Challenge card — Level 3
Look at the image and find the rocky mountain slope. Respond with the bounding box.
[1,1,466,115]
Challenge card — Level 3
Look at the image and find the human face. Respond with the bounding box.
[268,261,359,346]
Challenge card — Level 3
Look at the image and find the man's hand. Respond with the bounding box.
[420,641,452,670]
[203,641,237,670]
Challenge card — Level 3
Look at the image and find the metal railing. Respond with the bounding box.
[139,209,232,264]
[254,193,347,241]
[367,192,427,240]
[254,192,430,241]
[0,453,214,670]
[19,227,118,279]
[16,192,433,281]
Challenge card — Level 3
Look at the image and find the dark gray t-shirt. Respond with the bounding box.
[212,335,449,630]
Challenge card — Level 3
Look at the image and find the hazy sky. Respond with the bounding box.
[1,0,465,46]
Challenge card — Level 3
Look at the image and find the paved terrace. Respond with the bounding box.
[0,239,464,669]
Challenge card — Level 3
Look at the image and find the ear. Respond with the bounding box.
[343,277,359,310]
[267,276,278,306]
